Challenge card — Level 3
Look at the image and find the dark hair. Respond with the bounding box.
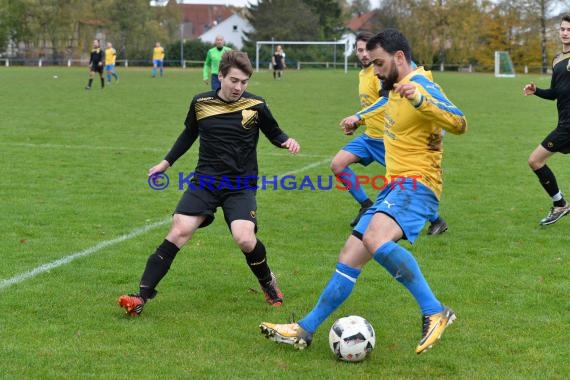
[562,14,570,23]
[354,31,375,49]
[366,28,412,63]
[219,51,253,77]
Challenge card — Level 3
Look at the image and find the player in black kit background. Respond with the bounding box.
[85,39,105,90]
[524,14,570,226]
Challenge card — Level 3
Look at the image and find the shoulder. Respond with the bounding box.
[241,91,265,103]
[553,51,570,68]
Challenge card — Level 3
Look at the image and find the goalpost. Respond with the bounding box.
[255,40,351,73]
[494,51,515,77]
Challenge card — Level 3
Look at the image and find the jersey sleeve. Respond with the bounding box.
[411,75,467,135]
[164,99,199,165]
[257,103,289,147]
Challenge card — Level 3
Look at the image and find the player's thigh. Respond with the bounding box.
[174,188,219,228]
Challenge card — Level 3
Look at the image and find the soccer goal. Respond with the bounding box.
[494,51,515,77]
[255,40,351,73]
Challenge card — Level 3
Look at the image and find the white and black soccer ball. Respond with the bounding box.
[329,315,376,362]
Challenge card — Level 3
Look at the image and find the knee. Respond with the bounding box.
[330,157,345,174]
[167,222,193,246]
[528,155,542,170]
[234,234,256,252]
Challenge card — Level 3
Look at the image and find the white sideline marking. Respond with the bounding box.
[0,218,170,290]
[0,158,332,290]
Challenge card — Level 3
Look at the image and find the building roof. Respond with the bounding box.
[346,10,381,32]
[198,13,252,49]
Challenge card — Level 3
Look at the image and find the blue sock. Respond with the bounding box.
[106,74,111,82]
[298,263,361,333]
[338,166,369,204]
[113,73,119,81]
[373,241,442,315]
[152,68,156,77]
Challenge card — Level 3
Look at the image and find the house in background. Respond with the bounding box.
[198,12,252,49]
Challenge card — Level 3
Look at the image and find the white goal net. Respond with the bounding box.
[255,40,351,73]
[494,51,515,77]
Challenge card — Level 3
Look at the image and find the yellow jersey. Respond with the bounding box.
[355,65,384,139]
[153,46,165,61]
[105,47,116,65]
[383,67,467,199]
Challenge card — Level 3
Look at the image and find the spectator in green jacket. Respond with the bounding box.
[203,35,232,90]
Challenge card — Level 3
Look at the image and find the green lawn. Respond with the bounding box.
[0,66,568,379]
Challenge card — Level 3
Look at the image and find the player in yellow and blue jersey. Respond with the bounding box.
[333,32,448,235]
[152,42,165,78]
[261,29,467,355]
[105,42,119,83]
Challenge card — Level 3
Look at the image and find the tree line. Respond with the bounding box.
[0,0,569,73]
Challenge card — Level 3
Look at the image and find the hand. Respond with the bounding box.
[339,115,360,135]
[523,83,536,96]
[394,82,421,101]
[281,138,300,154]
[148,160,170,177]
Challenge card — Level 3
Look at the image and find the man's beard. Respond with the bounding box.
[380,61,398,91]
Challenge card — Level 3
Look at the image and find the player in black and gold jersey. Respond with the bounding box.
[85,39,104,90]
[524,14,570,225]
[118,51,300,316]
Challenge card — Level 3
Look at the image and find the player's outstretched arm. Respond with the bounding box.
[281,138,300,154]
[395,82,467,135]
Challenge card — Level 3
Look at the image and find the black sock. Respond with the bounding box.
[242,240,272,285]
[87,78,93,87]
[139,239,180,300]
[533,165,561,198]
[100,77,104,88]
[361,199,373,208]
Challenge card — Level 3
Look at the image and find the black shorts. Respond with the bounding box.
[541,127,570,154]
[174,188,258,230]
[90,64,103,74]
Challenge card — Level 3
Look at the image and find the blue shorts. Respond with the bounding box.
[153,59,163,67]
[105,64,115,71]
[354,178,438,244]
[342,134,385,167]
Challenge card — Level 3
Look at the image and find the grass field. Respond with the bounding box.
[1,66,569,379]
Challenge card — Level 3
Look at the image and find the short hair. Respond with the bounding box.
[354,31,375,49]
[219,51,253,77]
[366,28,412,63]
[562,14,570,24]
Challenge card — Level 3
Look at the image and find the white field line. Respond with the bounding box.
[0,158,331,290]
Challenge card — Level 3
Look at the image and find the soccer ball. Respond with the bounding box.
[328,315,376,362]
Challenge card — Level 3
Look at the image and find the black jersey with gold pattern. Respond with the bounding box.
[164,90,289,184]
[535,51,570,129]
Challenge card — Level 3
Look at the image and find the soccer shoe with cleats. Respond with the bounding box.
[416,306,456,354]
[539,204,570,225]
[261,273,283,307]
[118,293,145,316]
[259,322,313,349]
[427,217,448,235]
